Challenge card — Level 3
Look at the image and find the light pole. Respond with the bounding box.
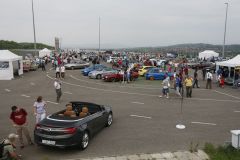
[98,16,101,54]
[222,2,229,58]
[31,0,37,54]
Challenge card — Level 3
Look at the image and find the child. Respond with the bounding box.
[219,75,225,88]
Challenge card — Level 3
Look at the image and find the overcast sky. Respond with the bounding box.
[0,0,239,48]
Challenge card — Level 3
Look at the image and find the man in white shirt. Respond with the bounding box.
[54,79,62,103]
[206,69,213,89]
[56,66,60,78]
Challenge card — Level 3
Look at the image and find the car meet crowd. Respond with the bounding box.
[1,49,240,160]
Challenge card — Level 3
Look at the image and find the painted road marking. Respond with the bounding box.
[214,90,240,100]
[30,82,35,86]
[190,97,240,103]
[46,101,59,105]
[64,91,73,95]
[131,102,145,105]
[234,111,240,113]
[21,94,30,98]
[5,89,11,92]
[130,114,152,119]
[191,121,217,126]
[47,74,240,103]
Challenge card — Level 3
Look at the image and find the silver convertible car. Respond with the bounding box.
[65,60,90,70]
[88,68,118,79]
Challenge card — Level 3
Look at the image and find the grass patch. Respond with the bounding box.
[204,143,240,160]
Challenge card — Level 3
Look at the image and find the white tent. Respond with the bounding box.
[198,50,219,60]
[216,55,240,67]
[39,48,52,58]
[0,50,23,80]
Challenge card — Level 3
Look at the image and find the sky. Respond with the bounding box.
[0,0,240,48]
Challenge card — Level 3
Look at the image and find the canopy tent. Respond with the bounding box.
[216,55,240,67]
[216,55,240,84]
[39,48,52,58]
[0,50,23,80]
[198,50,219,60]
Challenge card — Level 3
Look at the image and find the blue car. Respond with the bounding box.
[82,64,107,76]
[146,68,173,80]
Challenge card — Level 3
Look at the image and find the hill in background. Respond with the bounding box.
[0,40,54,50]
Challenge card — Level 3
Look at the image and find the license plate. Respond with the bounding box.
[42,140,56,145]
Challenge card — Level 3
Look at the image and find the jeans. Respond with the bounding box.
[186,86,192,97]
[56,89,62,102]
[206,79,212,89]
[36,113,46,124]
[193,79,199,88]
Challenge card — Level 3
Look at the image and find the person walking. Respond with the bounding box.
[10,106,33,149]
[159,77,170,98]
[41,59,46,71]
[206,69,213,89]
[175,74,182,96]
[192,69,200,88]
[54,78,62,103]
[1,133,21,160]
[33,96,46,124]
[184,75,193,98]
[60,65,65,79]
[56,66,60,78]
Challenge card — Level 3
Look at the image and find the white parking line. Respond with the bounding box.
[5,89,11,92]
[46,101,59,105]
[64,91,73,95]
[21,94,30,98]
[191,121,217,126]
[190,97,240,103]
[213,90,240,100]
[130,114,152,119]
[234,111,240,113]
[131,102,144,105]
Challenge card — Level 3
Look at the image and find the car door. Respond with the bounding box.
[88,105,106,132]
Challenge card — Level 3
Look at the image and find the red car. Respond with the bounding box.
[102,72,139,82]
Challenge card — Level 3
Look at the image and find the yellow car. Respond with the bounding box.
[138,66,156,76]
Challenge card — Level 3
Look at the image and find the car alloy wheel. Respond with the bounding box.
[81,132,89,149]
[107,113,113,127]
[97,74,101,79]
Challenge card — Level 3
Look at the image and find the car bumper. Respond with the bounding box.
[34,131,83,147]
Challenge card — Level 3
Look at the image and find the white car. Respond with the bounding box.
[88,68,118,79]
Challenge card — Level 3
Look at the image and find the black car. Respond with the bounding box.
[34,101,113,149]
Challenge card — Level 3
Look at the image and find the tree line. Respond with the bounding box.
[0,40,54,50]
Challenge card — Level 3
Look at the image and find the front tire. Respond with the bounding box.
[81,131,89,150]
[96,74,101,79]
[106,113,113,127]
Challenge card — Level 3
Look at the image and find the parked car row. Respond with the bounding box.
[81,64,140,82]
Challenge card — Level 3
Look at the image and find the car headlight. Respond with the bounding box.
[105,76,108,78]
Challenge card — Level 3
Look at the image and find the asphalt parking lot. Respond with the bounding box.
[0,65,240,160]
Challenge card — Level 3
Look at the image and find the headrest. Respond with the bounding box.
[82,107,88,113]
[66,105,73,111]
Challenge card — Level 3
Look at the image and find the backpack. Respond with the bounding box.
[0,140,11,158]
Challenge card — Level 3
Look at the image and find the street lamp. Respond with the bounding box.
[98,16,101,54]
[31,0,37,53]
[222,2,229,58]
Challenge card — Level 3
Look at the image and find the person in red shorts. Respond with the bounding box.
[10,106,33,149]
[219,74,225,88]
